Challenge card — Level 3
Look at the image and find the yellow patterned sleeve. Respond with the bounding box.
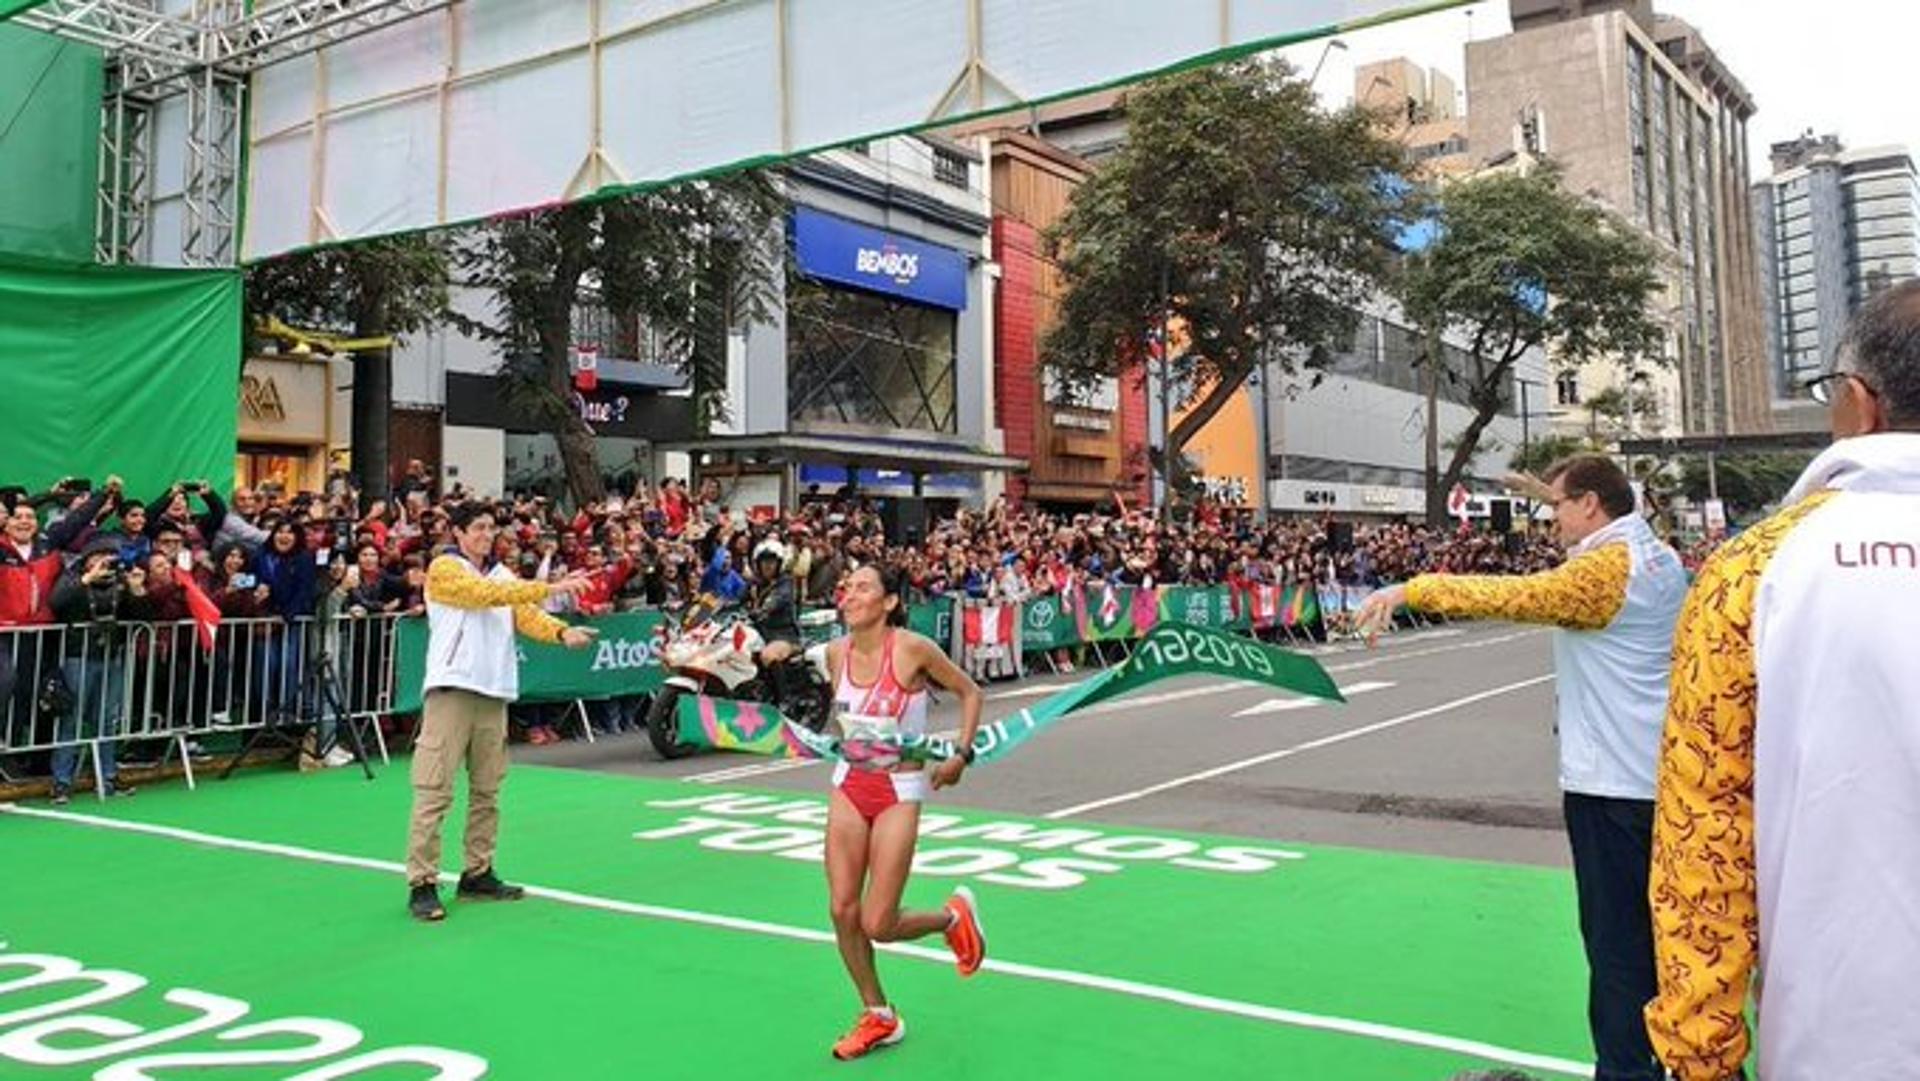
[425,557,569,643]
[1404,543,1629,630]
[513,602,569,645]
[426,555,552,610]
[1646,491,1835,1081]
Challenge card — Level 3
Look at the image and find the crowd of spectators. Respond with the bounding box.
[1,457,1582,773]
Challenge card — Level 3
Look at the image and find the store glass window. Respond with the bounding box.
[503,433,652,500]
[787,278,959,433]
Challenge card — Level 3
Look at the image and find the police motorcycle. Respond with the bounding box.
[644,541,835,759]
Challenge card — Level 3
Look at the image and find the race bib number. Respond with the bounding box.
[838,711,902,772]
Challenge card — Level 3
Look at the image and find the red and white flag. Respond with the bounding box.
[964,605,1014,649]
[177,573,222,653]
[1251,584,1281,629]
[1098,581,1120,625]
[572,346,600,391]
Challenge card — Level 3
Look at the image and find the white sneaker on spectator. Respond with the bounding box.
[323,745,355,768]
[209,710,234,727]
[185,741,210,761]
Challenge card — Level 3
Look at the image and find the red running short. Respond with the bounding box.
[833,765,928,824]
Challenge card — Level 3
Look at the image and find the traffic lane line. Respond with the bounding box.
[1042,674,1556,820]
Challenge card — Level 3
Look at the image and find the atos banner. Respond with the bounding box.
[392,610,667,712]
[792,206,968,310]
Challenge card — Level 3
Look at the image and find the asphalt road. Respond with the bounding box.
[525,620,1574,868]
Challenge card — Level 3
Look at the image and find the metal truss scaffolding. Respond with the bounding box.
[183,65,244,265]
[95,71,153,264]
[18,0,451,265]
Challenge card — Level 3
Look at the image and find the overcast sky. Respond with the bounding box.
[1277,0,1919,173]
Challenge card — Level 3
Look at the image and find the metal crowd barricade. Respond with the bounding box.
[0,622,139,793]
[2,611,412,798]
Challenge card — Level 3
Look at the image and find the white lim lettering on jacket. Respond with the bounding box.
[1755,432,1920,1080]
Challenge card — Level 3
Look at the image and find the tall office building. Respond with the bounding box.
[1752,133,1920,427]
[1355,58,1472,180]
[1466,0,1773,435]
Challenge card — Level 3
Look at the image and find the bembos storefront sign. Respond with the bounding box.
[792,206,967,310]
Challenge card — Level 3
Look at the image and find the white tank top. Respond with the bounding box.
[834,629,929,737]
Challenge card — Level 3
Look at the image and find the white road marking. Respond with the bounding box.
[0,802,1591,1078]
[989,683,1070,700]
[1232,681,1396,717]
[682,756,824,783]
[1043,674,1555,820]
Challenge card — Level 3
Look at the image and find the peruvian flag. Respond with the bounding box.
[964,605,1014,652]
[178,572,222,653]
[572,346,600,391]
[1098,580,1121,626]
[1250,584,1281,629]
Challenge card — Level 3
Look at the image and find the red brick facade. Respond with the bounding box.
[991,215,1147,509]
[993,217,1039,506]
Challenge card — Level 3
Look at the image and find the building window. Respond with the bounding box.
[1556,371,1581,406]
[1626,43,1650,226]
[569,298,680,364]
[787,278,959,433]
[1045,370,1120,410]
[1676,107,1695,260]
[932,146,970,189]
[1651,70,1673,241]
[504,433,651,502]
[1408,135,1468,163]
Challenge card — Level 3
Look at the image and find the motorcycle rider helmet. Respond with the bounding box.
[752,539,789,571]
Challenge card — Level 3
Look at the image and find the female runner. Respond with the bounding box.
[823,563,987,1060]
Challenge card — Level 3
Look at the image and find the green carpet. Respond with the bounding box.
[0,765,1594,1079]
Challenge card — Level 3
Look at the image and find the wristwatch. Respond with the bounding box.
[958,745,977,765]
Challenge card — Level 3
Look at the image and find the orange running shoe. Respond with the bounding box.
[831,1009,904,1061]
[943,886,987,977]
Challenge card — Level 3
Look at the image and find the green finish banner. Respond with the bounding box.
[0,255,241,499]
[676,620,1343,765]
[391,610,668,713]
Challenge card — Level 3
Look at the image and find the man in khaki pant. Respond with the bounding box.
[407,502,596,922]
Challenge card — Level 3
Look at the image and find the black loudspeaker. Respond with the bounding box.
[879,497,926,544]
[1326,521,1354,552]
[1490,500,1513,534]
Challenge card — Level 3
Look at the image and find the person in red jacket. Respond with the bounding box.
[1,483,113,750]
[0,479,114,627]
[571,544,634,617]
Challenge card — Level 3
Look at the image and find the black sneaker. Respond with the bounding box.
[105,781,136,798]
[456,867,526,902]
[50,785,70,807]
[408,883,446,922]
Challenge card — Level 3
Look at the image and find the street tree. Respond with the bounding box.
[244,236,450,497]
[1041,59,1413,501]
[1579,380,1663,440]
[1507,432,1599,477]
[1678,452,1816,519]
[453,174,785,505]
[1399,163,1665,524]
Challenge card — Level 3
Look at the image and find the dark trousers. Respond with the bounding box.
[1563,792,1663,1081]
